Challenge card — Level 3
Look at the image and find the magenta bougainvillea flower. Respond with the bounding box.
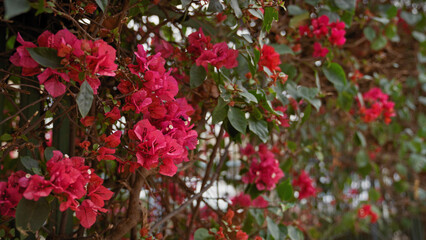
[242,144,284,191]
[10,29,117,97]
[292,170,317,199]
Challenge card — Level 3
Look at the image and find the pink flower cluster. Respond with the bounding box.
[188,29,238,70]
[358,204,379,223]
[299,15,346,57]
[124,45,198,177]
[0,151,113,228]
[231,193,269,208]
[292,170,317,199]
[258,45,281,72]
[359,87,395,124]
[242,144,284,191]
[10,29,117,97]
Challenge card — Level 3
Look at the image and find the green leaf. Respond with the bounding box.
[249,119,269,143]
[267,217,280,240]
[263,7,278,32]
[289,12,310,29]
[190,64,206,88]
[270,44,295,55]
[248,9,263,19]
[334,0,356,11]
[20,156,40,173]
[16,198,50,236]
[229,0,242,18]
[76,81,94,118]
[369,188,380,201]
[412,31,426,43]
[322,63,347,92]
[95,0,108,12]
[277,179,294,201]
[4,0,31,19]
[228,107,247,134]
[400,11,421,26]
[363,27,376,42]
[27,48,63,68]
[356,150,369,168]
[288,226,304,240]
[298,86,321,111]
[212,98,228,124]
[208,0,223,12]
[409,153,426,172]
[249,208,265,226]
[287,5,307,16]
[0,133,13,141]
[44,147,56,161]
[371,35,387,50]
[194,228,213,240]
[240,88,258,104]
[337,90,354,111]
[355,131,366,147]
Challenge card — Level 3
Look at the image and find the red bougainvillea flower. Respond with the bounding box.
[0,171,27,217]
[196,42,239,69]
[75,199,108,228]
[242,144,284,191]
[188,28,212,57]
[358,204,379,223]
[312,15,330,38]
[105,106,121,123]
[37,67,70,97]
[358,87,395,124]
[231,193,252,208]
[252,195,269,208]
[313,42,329,57]
[258,44,281,72]
[23,175,53,201]
[9,33,40,76]
[292,170,317,199]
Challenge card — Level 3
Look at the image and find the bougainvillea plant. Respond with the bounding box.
[0,0,425,239]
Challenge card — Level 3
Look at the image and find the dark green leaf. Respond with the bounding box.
[287,5,307,16]
[190,64,206,88]
[409,153,426,172]
[212,98,228,124]
[322,63,347,92]
[4,0,31,19]
[337,91,354,111]
[95,0,108,12]
[16,198,50,236]
[76,81,94,118]
[208,0,223,12]
[263,7,278,32]
[270,44,294,55]
[20,156,40,173]
[44,147,56,161]
[267,217,280,240]
[0,133,13,141]
[334,0,356,11]
[194,228,213,240]
[228,107,247,134]
[229,0,242,18]
[277,179,294,201]
[363,27,376,42]
[355,131,366,147]
[298,86,321,111]
[371,35,387,50]
[240,88,258,103]
[356,150,369,168]
[400,11,421,26]
[288,226,304,240]
[249,119,269,143]
[248,9,263,19]
[289,12,310,29]
[27,48,63,68]
[249,208,265,226]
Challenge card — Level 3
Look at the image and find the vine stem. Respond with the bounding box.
[149,140,232,235]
